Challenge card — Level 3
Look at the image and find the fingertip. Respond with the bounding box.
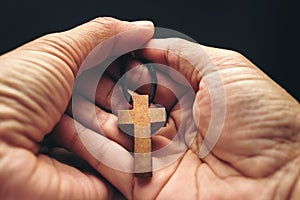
[60,17,155,75]
[131,20,154,28]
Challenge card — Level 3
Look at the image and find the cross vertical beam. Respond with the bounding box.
[118,95,166,177]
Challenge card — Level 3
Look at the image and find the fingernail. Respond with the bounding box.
[132,20,154,27]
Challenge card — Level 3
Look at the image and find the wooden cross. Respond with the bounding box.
[118,95,166,177]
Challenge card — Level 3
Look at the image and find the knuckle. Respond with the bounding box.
[166,37,186,44]
[91,17,118,27]
[163,38,198,66]
[165,38,192,52]
[225,49,247,60]
[38,33,62,43]
[214,49,251,67]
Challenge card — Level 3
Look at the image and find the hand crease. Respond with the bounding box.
[152,152,186,200]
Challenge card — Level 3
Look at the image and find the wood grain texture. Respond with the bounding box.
[118,95,166,177]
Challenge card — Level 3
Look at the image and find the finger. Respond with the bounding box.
[41,147,98,173]
[21,17,155,76]
[73,63,181,149]
[105,58,188,111]
[74,65,128,112]
[52,114,134,199]
[51,114,185,200]
[70,84,177,151]
[77,56,188,112]
[137,38,214,90]
[66,93,133,151]
[0,141,115,199]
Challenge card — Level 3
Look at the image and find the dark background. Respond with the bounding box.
[1,0,299,100]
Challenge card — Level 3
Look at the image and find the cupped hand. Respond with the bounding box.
[134,39,300,199]
[53,38,300,200]
[1,18,300,200]
[0,17,154,199]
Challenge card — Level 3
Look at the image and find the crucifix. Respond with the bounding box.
[118,95,166,177]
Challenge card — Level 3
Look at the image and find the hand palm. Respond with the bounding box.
[155,47,300,199]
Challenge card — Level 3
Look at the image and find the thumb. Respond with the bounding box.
[0,17,154,150]
[22,17,155,75]
[137,38,213,91]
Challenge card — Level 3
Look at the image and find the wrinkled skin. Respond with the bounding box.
[0,17,299,200]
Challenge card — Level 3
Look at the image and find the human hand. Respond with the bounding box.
[52,38,300,199]
[1,17,299,200]
[135,39,300,199]
[0,17,154,199]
